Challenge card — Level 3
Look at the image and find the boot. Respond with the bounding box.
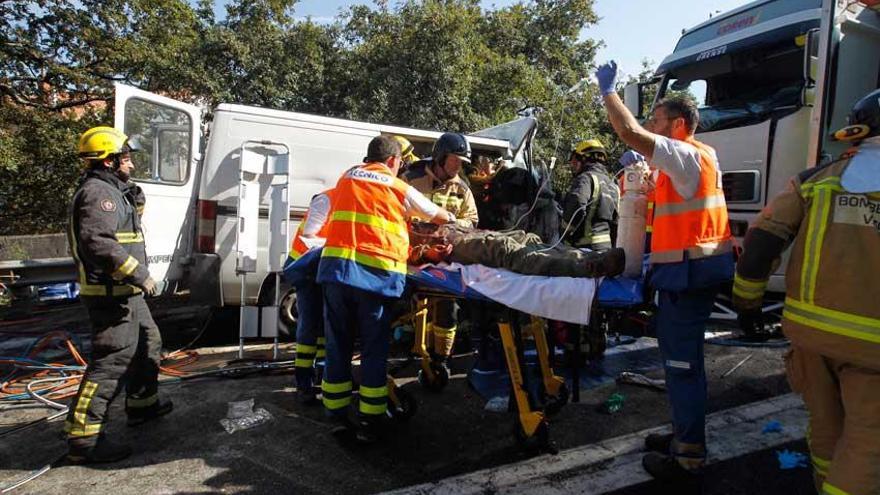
[580,248,626,278]
[295,369,319,406]
[642,452,703,489]
[67,436,132,464]
[644,432,674,453]
[355,414,388,445]
[127,398,173,427]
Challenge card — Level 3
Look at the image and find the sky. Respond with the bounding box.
[213,0,753,78]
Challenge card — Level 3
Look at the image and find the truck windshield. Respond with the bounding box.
[659,39,805,133]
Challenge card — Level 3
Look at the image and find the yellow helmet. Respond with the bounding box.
[393,135,418,164]
[78,126,135,160]
[571,139,607,162]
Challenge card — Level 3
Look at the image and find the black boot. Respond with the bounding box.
[644,432,674,453]
[642,452,703,490]
[355,414,388,445]
[127,398,173,427]
[297,385,320,406]
[67,437,132,464]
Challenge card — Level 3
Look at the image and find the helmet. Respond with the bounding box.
[832,89,880,142]
[432,132,471,166]
[78,126,139,160]
[393,135,418,164]
[570,139,607,163]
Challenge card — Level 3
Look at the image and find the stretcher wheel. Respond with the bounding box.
[387,388,418,422]
[513,420,554,453]
[544,383,569,417]
[417,362,450,392]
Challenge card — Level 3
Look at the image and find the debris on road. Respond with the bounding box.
[776,449,809,469]
[616,371,666,391]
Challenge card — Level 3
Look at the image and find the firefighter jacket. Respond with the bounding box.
[735,154,880,369]
[563,162,620,250]
[651,137,733,264]
[401,160,479,229]
[68,169,150,297]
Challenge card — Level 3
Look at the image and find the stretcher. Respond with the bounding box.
[390,263,646,451]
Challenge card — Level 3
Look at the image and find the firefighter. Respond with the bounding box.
[400,133,479,377]
[563,139,620,251]
[285,188,336,405]
[393,135,419,173]
[734,89,880,495]
[316,136,455,443]
[65,126,172,464]
[596,61,735,486]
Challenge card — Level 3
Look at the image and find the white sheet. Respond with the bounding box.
[441,262,600,325]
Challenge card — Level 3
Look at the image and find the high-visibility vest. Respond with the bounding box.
[650,137,733,264]
[780,158,880,368]
[318,163,410,296]
[288,189,336,261]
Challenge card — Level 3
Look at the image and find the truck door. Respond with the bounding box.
[113,84,202,290]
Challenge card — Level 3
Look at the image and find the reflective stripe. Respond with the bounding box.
[800,186,832,303]
[653,193,727,217]
[321,380,352,394]
[126,393,158,409]
[432,325,456,336]
[316,349,326,359]
[733,274,768,300]
[822,482,851,495]
[576,174,602,247]
[812,454,830,476]
[72,381,98,428]
[359,385,388,399]
[322,246,407,274]
[115,232,145,243]
[784,297,880,344]
[645,225,653,233]
[331,210,407,238]
[584,232,612,245]
[112,255,139,280]
[295,343,317,368]
[323,395,352,410]
[289,248,304,261]
[295,357,316,368]
[64,421,102,437]
[359,400,387,415]
[296,343,317,354]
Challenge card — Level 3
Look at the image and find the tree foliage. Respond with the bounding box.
[0,0,634,235]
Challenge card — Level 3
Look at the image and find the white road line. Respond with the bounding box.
[383,393,806,495]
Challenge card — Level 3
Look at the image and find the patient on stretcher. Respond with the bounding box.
[408,223,625,278]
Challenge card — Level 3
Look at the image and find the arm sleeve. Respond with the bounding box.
[301,193,331,237]
[455,188,479,229]
[562,173,592,239]
[404,185,442,221]
[733,179,805,305]
[77,189,148,285]
[651,136,702,200]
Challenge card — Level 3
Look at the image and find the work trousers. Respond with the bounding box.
[449,229,610,277]
[321,282,391,418]
[294,281,325,389]
[65,294,162,443]
[655,286,719,468]
[786,345,880,495]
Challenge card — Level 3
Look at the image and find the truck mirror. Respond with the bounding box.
[801,28,820,107]
[623,83,642,118]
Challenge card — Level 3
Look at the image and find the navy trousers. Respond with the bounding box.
[294,281,325,389]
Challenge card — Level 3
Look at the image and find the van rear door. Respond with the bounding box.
[113,83,202,290]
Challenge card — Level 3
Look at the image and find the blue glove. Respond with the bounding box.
[595,61,618,96]
[619,150,645,167]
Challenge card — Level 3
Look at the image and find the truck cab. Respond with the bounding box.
[627,0,880,294]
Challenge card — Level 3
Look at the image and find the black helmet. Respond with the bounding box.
[832,88,880,142]
[432,132,471,166]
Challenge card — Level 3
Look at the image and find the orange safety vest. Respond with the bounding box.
[318,163,411,296]
[289,189,336,261]
[650,137,732,264]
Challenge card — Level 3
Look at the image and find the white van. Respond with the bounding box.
[114,84,538,312]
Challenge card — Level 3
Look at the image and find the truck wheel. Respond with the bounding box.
[280,289,298,328]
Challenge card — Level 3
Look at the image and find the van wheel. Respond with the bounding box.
[280,289,298,328]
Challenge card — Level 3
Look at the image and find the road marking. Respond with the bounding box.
[383,393,806,495]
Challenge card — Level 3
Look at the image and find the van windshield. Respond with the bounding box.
[659,39,805,133]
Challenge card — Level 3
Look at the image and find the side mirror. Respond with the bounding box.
[801,28,820,106]
[623,83,643,119]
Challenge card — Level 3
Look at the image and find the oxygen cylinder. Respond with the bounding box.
[615,162,650,278]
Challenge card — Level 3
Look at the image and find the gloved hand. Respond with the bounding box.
[619,150,645,167]
[595,61,618,96]
[140,277,158,297]
[736,307,768,341]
